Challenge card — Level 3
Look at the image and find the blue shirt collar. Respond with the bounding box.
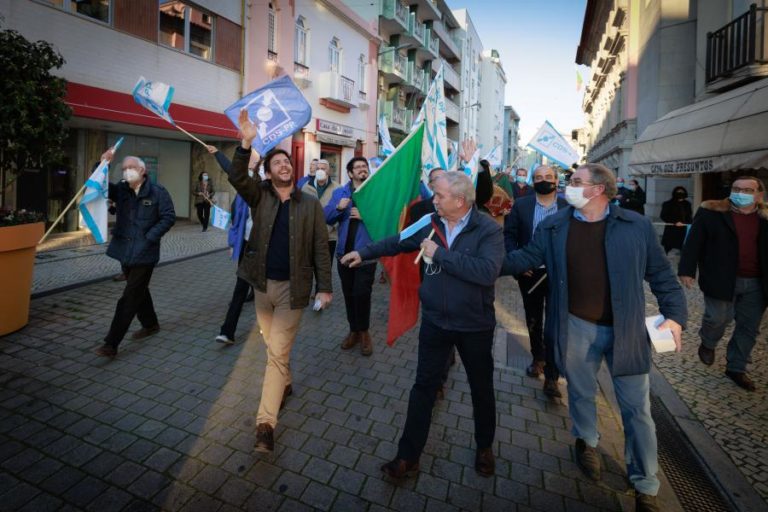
[573,204,610,222]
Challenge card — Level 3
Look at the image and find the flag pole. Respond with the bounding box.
[174,124,208,148]
[38,183,87,245]
[527,272,547,295]
[414,229,435,264]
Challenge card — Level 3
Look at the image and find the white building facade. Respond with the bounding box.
[478,49,507,157]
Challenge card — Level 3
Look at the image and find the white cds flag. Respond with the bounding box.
[415,63,448,190]
[527,121,580,169]
[210,205,231,230]
[378,114,395,157]
[483,144,502,168]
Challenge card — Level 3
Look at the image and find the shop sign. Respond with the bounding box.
[317,119,354,138]
[650,158,715,174]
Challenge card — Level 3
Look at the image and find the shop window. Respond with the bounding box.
[45,0,111,24]
[159,1,214,61]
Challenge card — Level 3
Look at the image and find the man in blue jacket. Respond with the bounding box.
[324,157,376,356]
[341,172,504,480]
[504,165,568,398]
[502,163,686,512]
[94,152,175,357]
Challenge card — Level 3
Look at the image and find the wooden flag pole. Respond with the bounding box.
[527,272,547,295]
[38,183,87,245]
[174,124,209,148]
[414,229,435,264]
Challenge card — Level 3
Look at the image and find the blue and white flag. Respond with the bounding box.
[447,139,459,172]
[225,75,312,156]
[416,64,448,189]
[133,77,175,125]
[210,205,231,231]
[399,213,433,242]
[78,137,124,244]
[483,144,502,168]
[378,114,395,158]
[463,149,481,186]
[527,121,580,169]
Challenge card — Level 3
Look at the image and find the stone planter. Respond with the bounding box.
[0,222,43,336]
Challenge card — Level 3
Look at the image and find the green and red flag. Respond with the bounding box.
[354,123,425,345]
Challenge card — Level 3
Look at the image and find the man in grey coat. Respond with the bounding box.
[502,163,687,512]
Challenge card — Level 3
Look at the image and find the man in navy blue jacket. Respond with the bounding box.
[502,163,686,512]
[504,165,568,397]
[341,172,504,480]
[95,151,175,357]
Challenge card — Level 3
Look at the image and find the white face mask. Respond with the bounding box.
[315,169,328,183]
[248,168,255,178]
[123,168,141,183]
[565,185,592,209]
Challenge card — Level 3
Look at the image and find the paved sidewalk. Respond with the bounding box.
[1,252,658,511]
[33,222,227,295]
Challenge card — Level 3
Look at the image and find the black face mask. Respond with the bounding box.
[674,191,686,199]
[533,181,557,195]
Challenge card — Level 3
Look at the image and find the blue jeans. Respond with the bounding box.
[565,314,659,496]
[700,278,767,373]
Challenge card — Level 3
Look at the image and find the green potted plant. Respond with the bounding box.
[0,209,44,335]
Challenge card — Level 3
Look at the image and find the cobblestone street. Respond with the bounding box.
[0,251,682,511]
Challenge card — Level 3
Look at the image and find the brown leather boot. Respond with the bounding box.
[360,331,373,356]
[254,423,274,453]
[341,331,359,350]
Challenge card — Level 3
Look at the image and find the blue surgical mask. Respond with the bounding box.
[730,192,755,208]
[515,176,527,184]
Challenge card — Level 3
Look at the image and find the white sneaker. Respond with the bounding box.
[215,334,235,345]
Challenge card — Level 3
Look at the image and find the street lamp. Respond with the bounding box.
[462,101,481,110]
[377,43,413,55]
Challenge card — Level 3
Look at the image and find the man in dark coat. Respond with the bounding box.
[502,163,686,512]
[94,152,175,357]
[503,165,568,397]
[679,176,768,391]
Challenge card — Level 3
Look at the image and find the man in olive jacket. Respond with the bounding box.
[95,152,175,358]
[230,109,333,454]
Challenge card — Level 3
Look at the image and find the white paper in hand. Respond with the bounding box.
[645,314,676,353]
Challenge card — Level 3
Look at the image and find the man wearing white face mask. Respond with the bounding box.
[502,163,687,512]
[94,151,176,358]
[301,165,340,262]
[679,176,768,391]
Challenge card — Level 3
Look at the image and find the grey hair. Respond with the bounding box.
[318,159,330,166]
[123,156,146,171]
[437,171,476,205]
[533,165,556,179]
[578,163,617,199]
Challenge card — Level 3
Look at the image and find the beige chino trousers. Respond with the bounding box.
[254,279,304,427]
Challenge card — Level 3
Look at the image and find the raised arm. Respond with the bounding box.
[228,109,263,206]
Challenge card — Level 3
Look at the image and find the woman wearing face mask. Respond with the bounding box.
[659,186,692,254]
[194,171,215,231]
[621,179,646,215]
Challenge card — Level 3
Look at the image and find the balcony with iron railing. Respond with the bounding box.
[379,100,407,131]
[380,0,409,33]
[410,13,426,46]
[378,47,407,82]
[430,20,460,58]
[317,72,356,108]
[706,3,768,91]
[293,62,311,87]
[426,29,440,58]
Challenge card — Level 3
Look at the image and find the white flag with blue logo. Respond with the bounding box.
[378,114,395,158]
[210,205,231,231]
[225,75,312,156]
[416,64,448,188]
[78,137,124,244]
[133,77,175,125]
[484,144,502,168]
[527,121,580,169]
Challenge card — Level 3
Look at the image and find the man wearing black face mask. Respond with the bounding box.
[504,165,568,397]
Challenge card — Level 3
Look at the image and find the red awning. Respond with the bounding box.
[66,82,239,139]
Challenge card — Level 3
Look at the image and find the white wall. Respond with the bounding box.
[453,9,482,142]
[3,0,241,112]
[478,54,506,153]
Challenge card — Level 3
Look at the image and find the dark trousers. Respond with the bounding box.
[196,203,211,230]
[518,268,560,381]
[337,262,376,332]
[328,241,337,271]
[105,265,158,346]
[398,318,496,461]
[220,244,253,339]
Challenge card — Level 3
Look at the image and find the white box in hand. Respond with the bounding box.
[645,314,676,353]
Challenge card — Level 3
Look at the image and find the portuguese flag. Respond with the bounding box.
[354,123,425,345]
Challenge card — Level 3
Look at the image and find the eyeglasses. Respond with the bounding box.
[569,178,594,187]
[121,166,138,172]
[731,187,757,194]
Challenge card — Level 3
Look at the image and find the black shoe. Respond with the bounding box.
[526,361,544,378]
[112,273,127,282]
[280,384,293,410]
[698,344,715,366]
[725,370,756,391]
[380,458,419,479]
[636,492,660,512]
[575,438,601,481]
[131,325,160,340]
[475,447,495,477]
[543,379,562,398]
[93,344,117,358]
[245,290,255,303]
[254,423,274,453]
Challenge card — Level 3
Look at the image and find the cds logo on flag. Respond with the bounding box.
[132,77,175,125]
[483,144,502,168]
[527,121,580,169]
[225,75,312,156]
[378,114,395,158]
[210,205,231,231]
